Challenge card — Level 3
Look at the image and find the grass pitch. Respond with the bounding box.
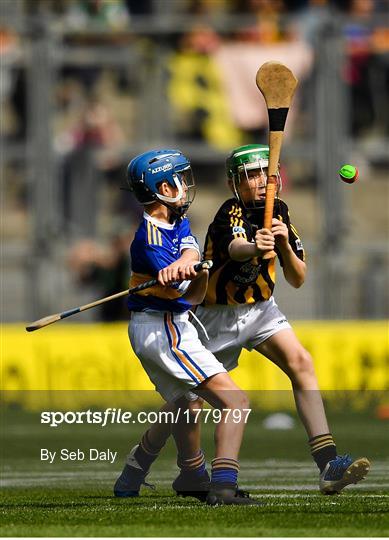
[1,407,389,537]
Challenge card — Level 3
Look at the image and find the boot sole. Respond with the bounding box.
[175,489,209,502]
[206,493,261,506]
[321,458,370,494]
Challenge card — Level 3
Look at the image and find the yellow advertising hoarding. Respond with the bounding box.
[1,322,388,409]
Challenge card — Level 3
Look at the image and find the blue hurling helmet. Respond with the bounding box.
[127,149,195,216]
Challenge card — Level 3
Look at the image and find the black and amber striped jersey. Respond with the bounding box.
[202,198,305,306]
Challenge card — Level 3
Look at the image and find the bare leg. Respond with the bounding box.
[195,373,260,505]
[256,329,329,438]
[135,399,204,462]
[114,398,204,497]
[255,329,371,493]
[171,396,203,459]
[146,401,174,449]
[142,372,250,462]
[114,401,174,496]
[196,372,250,460]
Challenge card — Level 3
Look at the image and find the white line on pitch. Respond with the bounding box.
[240,483,389,490]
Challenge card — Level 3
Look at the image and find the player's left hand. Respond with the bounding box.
[271,218,289,248]
[158,261,198,286]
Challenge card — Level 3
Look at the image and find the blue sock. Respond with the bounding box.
[211,457,239,487]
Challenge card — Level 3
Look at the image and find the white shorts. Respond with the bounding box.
[128,311,226,402]
[195,297,291,371]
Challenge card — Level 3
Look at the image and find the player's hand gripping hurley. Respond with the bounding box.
[256,61,298,259]
[26,260,213,332]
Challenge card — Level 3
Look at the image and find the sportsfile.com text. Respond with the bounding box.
[41,408,252,428]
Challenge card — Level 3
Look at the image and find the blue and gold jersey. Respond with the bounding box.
[127,213,200,313]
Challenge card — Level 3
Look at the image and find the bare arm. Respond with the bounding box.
[228,229,275,262]
[183,269,209,305]
[272,218,306,288]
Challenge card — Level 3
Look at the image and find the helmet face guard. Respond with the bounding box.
[127,149,196,216]
[155,165,195,216]
[226,144,282,210]
[168,166,196,216]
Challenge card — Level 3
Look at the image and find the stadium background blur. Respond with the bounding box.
[1,0,388,402]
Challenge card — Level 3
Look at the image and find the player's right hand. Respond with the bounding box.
[158,261,199,286]
[254,228,275,256]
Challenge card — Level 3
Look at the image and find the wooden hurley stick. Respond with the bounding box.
[26,260,213,332]
[256,61,298,259]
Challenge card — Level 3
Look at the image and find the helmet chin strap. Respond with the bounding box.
[164,201,189,219]
[248,198,266,208]
[156,173,183,204]
[155,172,193,218]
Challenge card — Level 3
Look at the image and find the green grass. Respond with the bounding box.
[2,487,389,537]
[1,407,389,536]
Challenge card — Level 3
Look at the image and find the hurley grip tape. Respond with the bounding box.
[268,108,289,132]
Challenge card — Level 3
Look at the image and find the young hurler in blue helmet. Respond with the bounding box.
[115,148,259,506]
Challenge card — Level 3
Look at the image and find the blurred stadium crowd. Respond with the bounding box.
[1,0,388,322]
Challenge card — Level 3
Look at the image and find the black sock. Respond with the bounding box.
[309,433,337,473]
[177,450,206,477]
[133,430,164,471]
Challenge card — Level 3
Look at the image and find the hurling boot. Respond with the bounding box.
[319,454,370,494]
[206,483,261,506]
[114,445,154,497]
[172,469,210,502]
